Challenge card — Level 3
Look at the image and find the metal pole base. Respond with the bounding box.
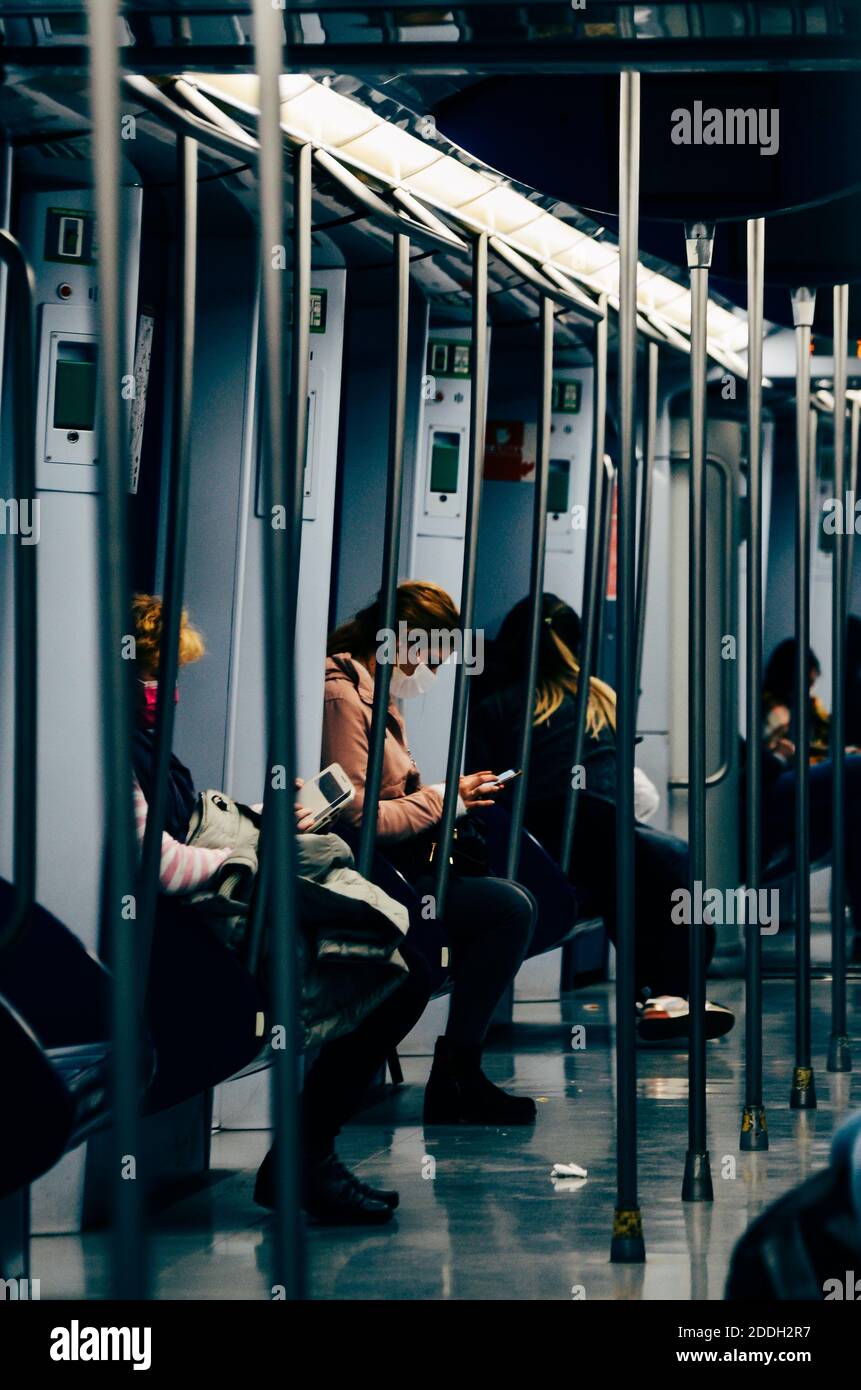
[789,1065,817,1109]
[739,1105,769,1152]
[826,1034,852,1073]
[682,1149,714,1202]
[610,1207,646,1263]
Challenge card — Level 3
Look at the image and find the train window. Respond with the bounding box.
[429,430,461,495]
[547,457,570,515]
[52,342,98,433]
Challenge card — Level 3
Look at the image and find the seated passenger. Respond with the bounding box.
[755,634,861,946]
[131,593,433,1226]
[322,581,539,1125]
[762,638,830,762]
[469,594,735,1042]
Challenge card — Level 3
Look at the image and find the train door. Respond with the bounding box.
[668,412,743,965]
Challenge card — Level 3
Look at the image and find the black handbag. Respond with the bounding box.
[386,815,489,882]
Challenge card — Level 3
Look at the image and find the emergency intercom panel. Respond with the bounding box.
[546,368,592,554]
[423,423,467,521]
[416,332,474,539]
[22,186,142,495]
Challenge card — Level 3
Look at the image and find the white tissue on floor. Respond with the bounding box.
[551,1162,588,1179]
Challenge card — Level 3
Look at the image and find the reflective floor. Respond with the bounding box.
[33,962,861,1301]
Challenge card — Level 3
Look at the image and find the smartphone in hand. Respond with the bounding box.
[297,762,355,830]
[478,768,523,793]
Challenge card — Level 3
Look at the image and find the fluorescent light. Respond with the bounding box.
[408,154,495,208]
[337,122,440,182]
[185,73,757,372]
[513,213,589,264]
[453,183,546,235]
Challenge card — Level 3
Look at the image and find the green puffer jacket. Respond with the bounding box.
[183,790,410,1049]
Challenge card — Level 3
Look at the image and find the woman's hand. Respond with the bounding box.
[294,777,317,833]
[770,737,795,763]
[459,770,501,809]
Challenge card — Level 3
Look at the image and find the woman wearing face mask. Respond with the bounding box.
[130,593,439,1226]
[323,581,538,1125]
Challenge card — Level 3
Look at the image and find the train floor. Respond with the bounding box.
[33,944,861,1301]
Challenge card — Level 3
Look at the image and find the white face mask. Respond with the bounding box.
[390,662,437,700]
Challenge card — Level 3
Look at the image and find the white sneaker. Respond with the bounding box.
[636,994,735,1043]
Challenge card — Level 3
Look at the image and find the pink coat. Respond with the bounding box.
[321,653,444,843]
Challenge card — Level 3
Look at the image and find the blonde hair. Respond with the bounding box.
[495,594,616,737]
[132,593,205,675]
[534,624,617,736]
[328,580,460,659]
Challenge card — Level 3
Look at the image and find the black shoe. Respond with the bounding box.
[423,1037,537,1126]
[304,1153,395,1226]
[327,1156,399,1210]
[254,1148,396,1225]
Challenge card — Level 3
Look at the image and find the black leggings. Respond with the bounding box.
[763,755,861,929]
[300,875,536,1156]
[412,873,537,1048]
[302,937,431,1158]
[531,794,713,1000]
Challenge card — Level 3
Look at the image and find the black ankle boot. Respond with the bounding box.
[254,1148,397,1224]
[423,1037,537,1126]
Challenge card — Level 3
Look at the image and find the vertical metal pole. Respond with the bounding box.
[137,136,198,1007]
[610,71,645,1263]
[789,285,817,1110]
[358,234,410,878]
[252,0,304,1297]
[635,341,658,707]
[682,220,715,1202]
[506,294,554,878]
[848,400,860,593]
[434,233,488,918]
[740,217,769,1150]
[289,143,312,606]
[0,149,38,954]
[85,0,144,1297]
[558,296,608,875]
[828,284,851,1072]
[595,457,615,665]
[0,138,12,395]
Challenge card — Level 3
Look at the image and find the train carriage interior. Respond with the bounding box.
[3,0,861,1314]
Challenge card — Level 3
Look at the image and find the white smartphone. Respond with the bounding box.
[297,762,355,829]
[478,768,523,793]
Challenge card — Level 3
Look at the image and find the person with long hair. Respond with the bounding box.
[468,593,735,1042]
[131,594,435,1225]
[762,638,829,762]
[322,580,539,1124]
[756,633,861,947]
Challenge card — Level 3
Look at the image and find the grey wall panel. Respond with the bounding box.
[171,237,258,792]
[0,188,139,947]
[228,267,347,797]
[332,290,429,627]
